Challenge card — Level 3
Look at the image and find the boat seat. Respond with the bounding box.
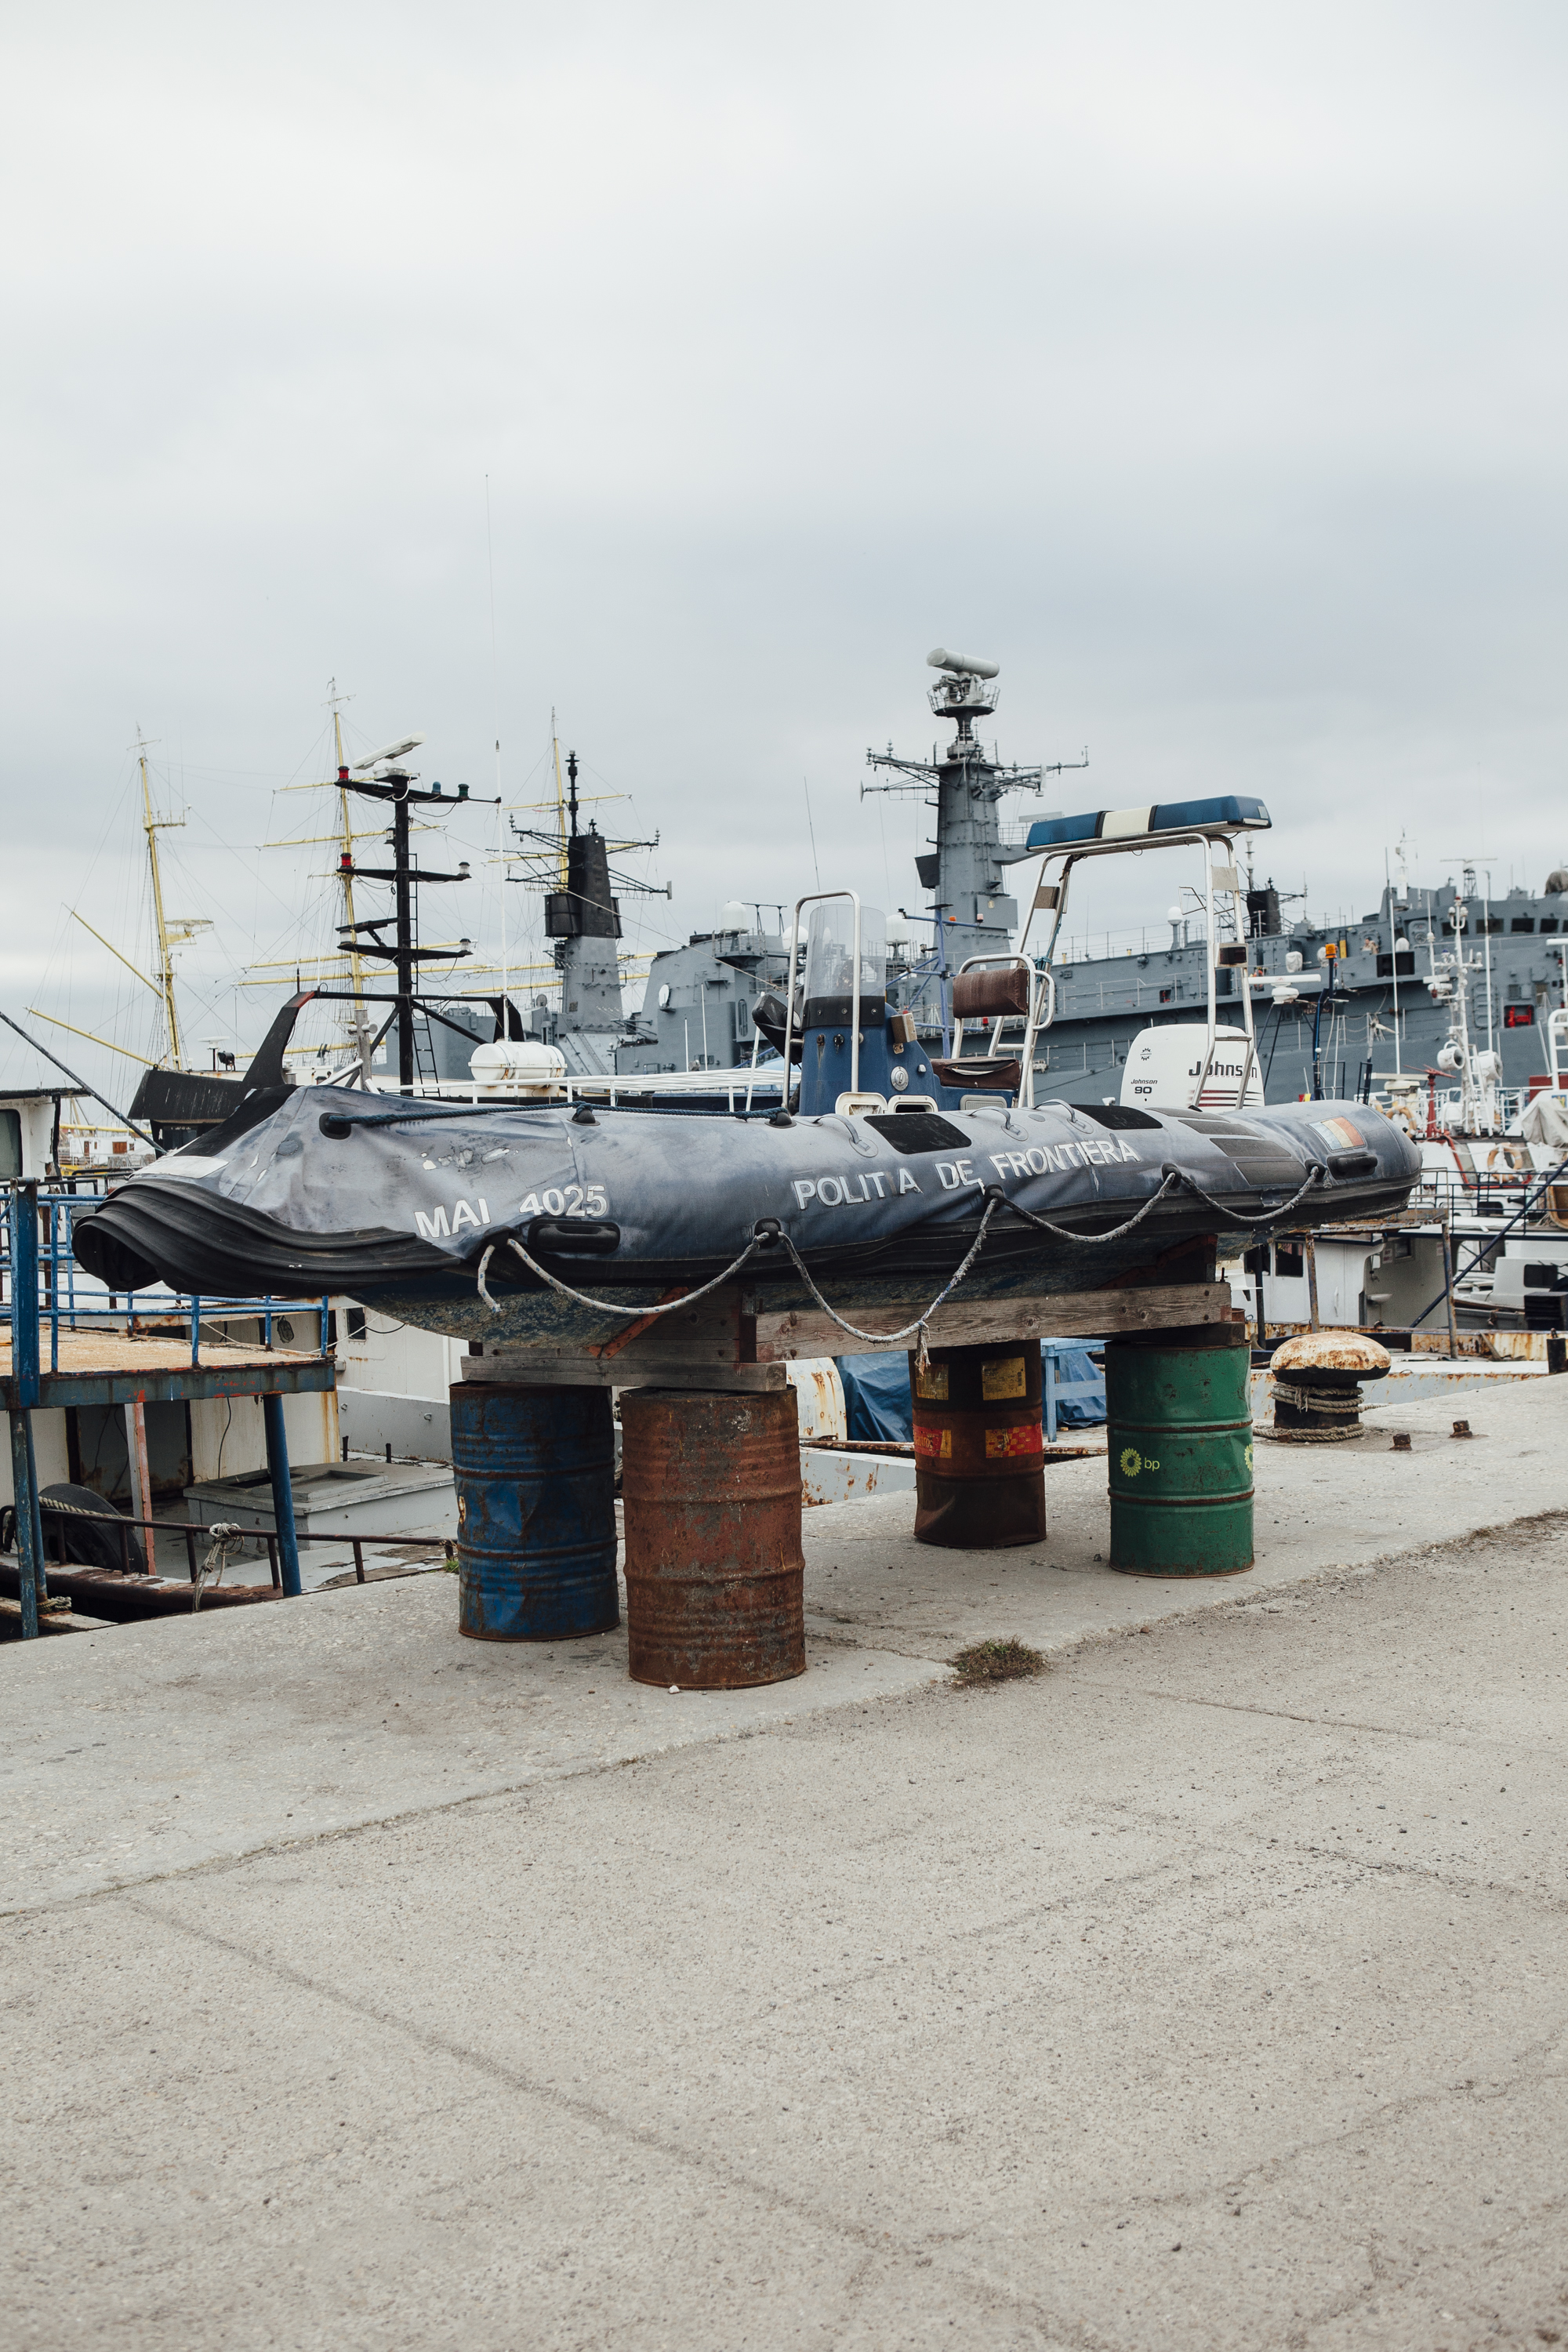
[929,1055,1022,1093]
[949,967,1032,1019]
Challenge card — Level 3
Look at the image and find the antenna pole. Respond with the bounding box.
[1386,848,1402,1080]
[485,477,506,1036]
[137,729,183,1067]
[337,758,488,1090]
[328,683,372,1080]
[551,719,568,891]
[390,787,415,1091]
[803,777,821,890]
[497,792,510,1044]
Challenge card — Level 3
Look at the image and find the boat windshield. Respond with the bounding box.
[804,903,887,1024]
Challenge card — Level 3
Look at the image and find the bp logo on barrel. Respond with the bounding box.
[1118,1446,1160,1477]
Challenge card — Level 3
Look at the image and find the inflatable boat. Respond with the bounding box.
[73,797,1425,1347]
[73,1080,1421,1350]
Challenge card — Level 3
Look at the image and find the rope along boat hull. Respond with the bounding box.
[72,1087,1421,1347]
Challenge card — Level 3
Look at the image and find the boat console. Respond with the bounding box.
[789,796,1276,1122]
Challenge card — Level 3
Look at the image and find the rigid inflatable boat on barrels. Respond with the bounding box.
[71,1082,1418,1348]
[71,799,1423,1347]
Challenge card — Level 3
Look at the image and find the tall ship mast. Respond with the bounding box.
[135,729,213,1067]
[862,649,1087,1042]
[505,728,666,1076]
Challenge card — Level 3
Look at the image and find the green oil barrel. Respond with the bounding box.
[1105,1328,1254,1577]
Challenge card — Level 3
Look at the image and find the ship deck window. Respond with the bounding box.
[1511,916,1535,932]
[1541,917,1559,933]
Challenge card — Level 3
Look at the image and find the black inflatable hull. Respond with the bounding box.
[73,1086,1421,1346]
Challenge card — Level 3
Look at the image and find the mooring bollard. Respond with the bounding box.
[449,1381,619,1641]
[1267,1332,1392,1442]
[1105,1320,1254,1577]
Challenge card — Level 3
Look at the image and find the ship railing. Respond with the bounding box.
[1,1189,332,1376]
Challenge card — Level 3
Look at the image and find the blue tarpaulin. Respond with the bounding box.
[837,1351,916,1443]
[1042,1343,1106,1433]
[834,1343,1106,1443]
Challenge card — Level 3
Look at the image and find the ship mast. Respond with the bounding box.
[336,735,488,1092]
[328,682,373,1079]
[506,733,665,1040]
[862,652,1086,1043]
[551,717,569,890]
[136,728,187,1069]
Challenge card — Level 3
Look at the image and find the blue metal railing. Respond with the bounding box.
[2,1188,332,1379]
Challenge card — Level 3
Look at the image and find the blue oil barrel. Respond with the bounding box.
[450,1382,619,1641]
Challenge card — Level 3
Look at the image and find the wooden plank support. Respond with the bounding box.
[468,1283,769,1390]
[466,1353,788,1393]
[753,1281,1230,1361]
[466,1280,1229,1387]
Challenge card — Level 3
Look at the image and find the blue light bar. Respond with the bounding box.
[1025,795,1272,851]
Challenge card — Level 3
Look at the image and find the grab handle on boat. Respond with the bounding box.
[526,1217,621,1256]
[1326,1148,1377,1178]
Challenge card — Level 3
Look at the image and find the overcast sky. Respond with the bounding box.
[4,1,1566,1091]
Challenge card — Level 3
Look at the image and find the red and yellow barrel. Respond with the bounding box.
[908,1345,1047,1548]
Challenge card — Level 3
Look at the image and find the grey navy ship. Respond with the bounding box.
[546,651,1568,1121]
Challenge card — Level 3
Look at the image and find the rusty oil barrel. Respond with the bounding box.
[450,1381,619,1641]
[620,1387,805,1689]
[1105,1323,1253,1577]
[909,1343,1047,1548]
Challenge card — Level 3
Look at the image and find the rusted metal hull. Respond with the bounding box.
[909,1345,1047,1549]
[450,1381,619,1642]
[621,1388,805,1688]
[0,1559,278,1620]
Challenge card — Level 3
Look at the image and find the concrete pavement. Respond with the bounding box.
[2,1379,1565,2347]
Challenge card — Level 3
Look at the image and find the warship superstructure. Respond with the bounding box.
[856,651,1568,1116]
[1018,863,1568,1112]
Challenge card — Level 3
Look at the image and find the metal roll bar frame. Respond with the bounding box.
[1014,826,1261,1112]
